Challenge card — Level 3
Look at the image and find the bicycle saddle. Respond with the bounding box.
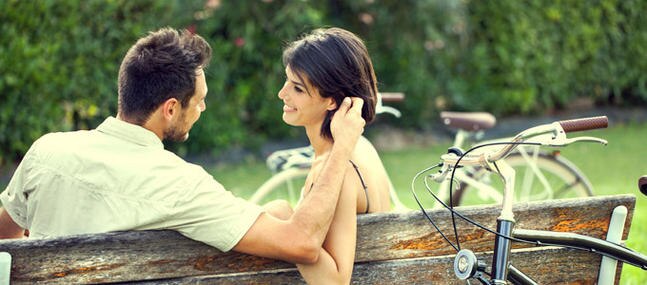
[440,111,496,131]
[266,146,314,173]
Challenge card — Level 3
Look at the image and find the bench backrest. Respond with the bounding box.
[0,194,635,284]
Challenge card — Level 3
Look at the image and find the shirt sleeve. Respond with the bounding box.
[170,170,264,252]
[0,141,42,229]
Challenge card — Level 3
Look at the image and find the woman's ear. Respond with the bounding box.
[325,97,339,111]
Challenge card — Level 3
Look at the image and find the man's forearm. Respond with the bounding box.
[290,142,351,247]
[0,208,25,239]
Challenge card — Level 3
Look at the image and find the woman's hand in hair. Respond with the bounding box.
[330,97,365,155]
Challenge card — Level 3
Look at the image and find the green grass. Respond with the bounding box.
[212,122,647,283]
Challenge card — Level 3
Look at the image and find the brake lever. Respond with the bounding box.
[429,163,451,183]
[545,136,608,147]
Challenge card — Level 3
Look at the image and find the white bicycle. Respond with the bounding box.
[250,100,594,210]
[434,111,593,208]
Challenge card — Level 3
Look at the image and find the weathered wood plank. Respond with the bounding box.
[0,194,635,284]
[356,194,635,261]
[128,247,610,284]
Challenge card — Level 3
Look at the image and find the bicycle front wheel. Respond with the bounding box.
[249,167,309,206]
[452,150,594,206]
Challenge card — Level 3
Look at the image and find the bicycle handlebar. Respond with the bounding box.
[639,176,647,196]
[376,92,405,118]
[436,116,609,172]
[558,116,608,133]
[378,92,405,102]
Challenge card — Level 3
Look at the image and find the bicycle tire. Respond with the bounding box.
[249,167,309,205]
[451,151,594,206]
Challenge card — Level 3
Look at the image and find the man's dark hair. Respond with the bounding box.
[282,27,378,141]
[118,27,212,125]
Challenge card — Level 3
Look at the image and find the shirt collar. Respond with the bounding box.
[96,116,164,149]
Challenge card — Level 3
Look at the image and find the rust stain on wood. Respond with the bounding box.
[148,259,174,266]
[561,280,595,285]
[550,218,609,234]
[389,232,446,251]
[193,254,276,272]
[390,230,486,251]
[193,255,217,271]
[225,255,277,271]
[50,263,125,278]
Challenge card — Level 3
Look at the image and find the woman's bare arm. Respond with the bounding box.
[296,166,359,284]
[233,98,365,264]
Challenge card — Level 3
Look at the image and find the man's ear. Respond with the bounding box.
[161,98,180,121]
[326,97,338,111]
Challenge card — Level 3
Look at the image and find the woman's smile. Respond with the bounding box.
[283,104,297,112]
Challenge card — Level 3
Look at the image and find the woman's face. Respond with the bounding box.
[278,66,336,128]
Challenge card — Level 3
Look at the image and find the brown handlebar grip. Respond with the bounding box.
[639,176,647,196]
[379,92,405,102]
[558,116,608,133]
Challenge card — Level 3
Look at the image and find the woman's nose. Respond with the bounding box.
[278,82,288,99]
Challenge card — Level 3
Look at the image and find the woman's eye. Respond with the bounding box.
[294,86,303,93]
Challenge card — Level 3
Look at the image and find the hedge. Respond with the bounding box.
[1,0,645,164]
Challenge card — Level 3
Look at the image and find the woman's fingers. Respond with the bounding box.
[330,97,366,153]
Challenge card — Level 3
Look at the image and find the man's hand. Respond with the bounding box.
[330,97,365,154]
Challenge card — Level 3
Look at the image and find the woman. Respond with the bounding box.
[268,27,393,284]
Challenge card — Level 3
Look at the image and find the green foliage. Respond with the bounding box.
[464,0,647,112]
[0,0,188,164]
[1,0,646,163]
[171,0,325,156]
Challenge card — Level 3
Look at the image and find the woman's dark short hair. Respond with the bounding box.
[118,27,212,125]
[282,27,378,140]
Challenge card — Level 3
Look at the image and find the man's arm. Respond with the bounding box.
[0,207,25,239]
[233,97,365,264]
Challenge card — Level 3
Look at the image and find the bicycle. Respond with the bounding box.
[412,115,647,284]
[250,104,594,211]
[436,111,594,207]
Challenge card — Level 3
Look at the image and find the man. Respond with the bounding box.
[0,27,365,264]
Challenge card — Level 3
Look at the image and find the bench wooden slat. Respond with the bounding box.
[128,247,611,284]
[356,194,634,261]
[0,194,635,284]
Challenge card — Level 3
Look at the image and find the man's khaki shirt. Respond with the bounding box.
[0,117,262,251]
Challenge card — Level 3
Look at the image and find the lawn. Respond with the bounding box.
[210,121,647,283]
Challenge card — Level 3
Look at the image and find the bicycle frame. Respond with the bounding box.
[498,227,647,285]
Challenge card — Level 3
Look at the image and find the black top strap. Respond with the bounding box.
[308,160,370,214]
[349,160,370,214]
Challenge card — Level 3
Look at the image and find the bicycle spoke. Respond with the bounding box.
[553,177,583,197]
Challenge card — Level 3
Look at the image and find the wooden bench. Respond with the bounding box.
[0,194,636,284]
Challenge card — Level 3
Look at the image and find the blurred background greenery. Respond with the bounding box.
[1,0,646,164]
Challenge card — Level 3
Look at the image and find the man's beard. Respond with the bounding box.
[164,113,190,142]
[164,127,189,142]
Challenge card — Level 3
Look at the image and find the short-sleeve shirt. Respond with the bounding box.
[0,117,263,252]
